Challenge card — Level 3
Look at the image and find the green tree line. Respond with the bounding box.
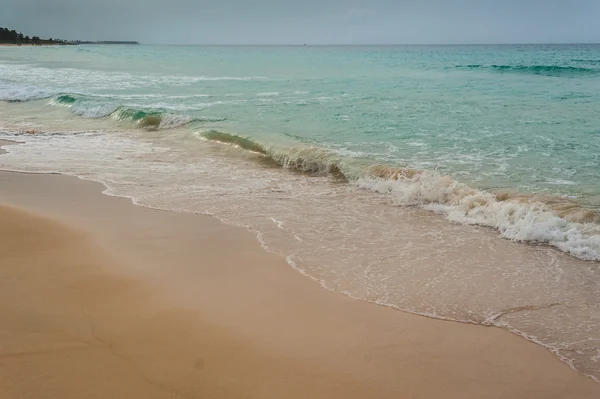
[0,27,64,45]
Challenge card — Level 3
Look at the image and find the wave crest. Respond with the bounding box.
[456,64,599,77]
[44,94,222,129]
[199,130,267,154]
[267,146,347,178]
[359,171,600,260]
[197,131,600,260]
[198,130,349,179]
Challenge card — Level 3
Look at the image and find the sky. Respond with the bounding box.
[2,0,600,44]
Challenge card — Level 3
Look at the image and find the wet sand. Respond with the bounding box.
[1,169,599,398]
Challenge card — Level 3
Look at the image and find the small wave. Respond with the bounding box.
[359,172,600,261]
[198,133,430,183]
[48,95,119,117]
[111,107,160,123]
[455,64,599,77]
[196,129,600,260]
[54,94,77,104]
[110,107,222,129]
[366,165,422,180]
[198,130,348,179]
[267,145,347,179]
[552,92,592,101]
[198,130,267,154]
[44,94,224,129]
[111,107,199,129]
[571,59,600,64]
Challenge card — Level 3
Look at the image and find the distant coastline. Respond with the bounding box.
[0,26,139,46]
[72,40,140,45]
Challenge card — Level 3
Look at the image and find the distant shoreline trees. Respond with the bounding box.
[0,27,20,44]
[1,26,66,45]
[0,26,139,45]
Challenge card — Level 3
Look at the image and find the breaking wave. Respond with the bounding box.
[46,94,225,129]
[455,64,600,77]
[198,130,600,261]
[359,172,600,261]
[0,87,226,129]
[198,130,348,179]
[198,130,267,154]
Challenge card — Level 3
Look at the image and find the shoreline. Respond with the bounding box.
[1,169,599,398]
[1,137,600,385]
[2,101,598,263]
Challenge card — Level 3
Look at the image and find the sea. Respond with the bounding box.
[1,44,599,381]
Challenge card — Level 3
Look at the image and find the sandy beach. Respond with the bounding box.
[0,162,599,398]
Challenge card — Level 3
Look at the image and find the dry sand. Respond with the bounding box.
[1,168,599,398]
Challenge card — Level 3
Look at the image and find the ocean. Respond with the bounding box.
[1,44,599,381]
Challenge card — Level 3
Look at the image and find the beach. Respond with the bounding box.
[1,166,600,398]
[2,42,600,397]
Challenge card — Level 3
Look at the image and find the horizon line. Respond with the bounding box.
[134,42,600,46]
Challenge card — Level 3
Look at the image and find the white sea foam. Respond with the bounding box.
[104,93,211,100]
[0,62,267,99]
[548,179,577,185]
[48,97,119,118]
[358,172,600,261]
[157,113,195,129]
[0,83,56,102]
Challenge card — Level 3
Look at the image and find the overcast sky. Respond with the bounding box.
[2,0,600,44]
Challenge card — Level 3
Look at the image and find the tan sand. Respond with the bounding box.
[0,170,599,399]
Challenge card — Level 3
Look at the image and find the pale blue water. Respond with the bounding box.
[2,44,600,202]
[1,44,600,380]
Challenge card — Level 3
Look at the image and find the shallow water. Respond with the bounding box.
[1,44,600,381]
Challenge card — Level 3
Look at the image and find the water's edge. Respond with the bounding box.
[0,140,596,384]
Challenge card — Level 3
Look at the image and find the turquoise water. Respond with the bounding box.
[3,45,600,202]
[2,44,600,257]
[1,44,600,380]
